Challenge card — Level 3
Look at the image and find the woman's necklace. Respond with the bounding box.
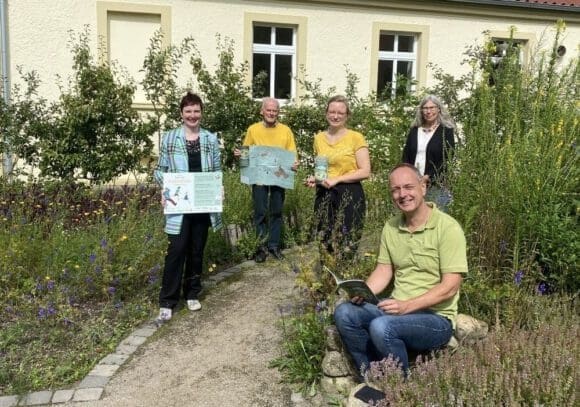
[421,123,439,133]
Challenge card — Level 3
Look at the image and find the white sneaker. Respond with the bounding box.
[157,307,172,321]
[187,299,202,311]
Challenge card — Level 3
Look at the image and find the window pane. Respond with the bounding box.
[274,54,292,99]
[396,61,413,79]
[252,53,271,98]
[276,27,293,46]
[395,61,413,96]
[377,59,393,97]
[253,26,271,44]
[398,35,414,52]
[379,34,394,52]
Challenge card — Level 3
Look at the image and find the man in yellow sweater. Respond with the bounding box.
[236,98,297,262]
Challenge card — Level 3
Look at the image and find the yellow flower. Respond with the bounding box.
[120,235,128,241]
[45,276,51,280]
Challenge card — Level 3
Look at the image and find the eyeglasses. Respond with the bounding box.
[421,106,438,111]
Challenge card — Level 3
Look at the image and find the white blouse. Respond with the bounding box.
[415,127,436,175]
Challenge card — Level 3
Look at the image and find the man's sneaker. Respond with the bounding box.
[187,299,202,311]
[254,248,267,263]
[268,248,285,260]
[157,307,172,322]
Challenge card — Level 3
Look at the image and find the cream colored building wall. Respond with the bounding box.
[7,0,97,100]
[5,0,579,103]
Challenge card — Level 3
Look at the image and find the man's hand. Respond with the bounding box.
[377,298,409,315]
[233,148,241,157]
[291,161,299,171]
[350,296,365,305]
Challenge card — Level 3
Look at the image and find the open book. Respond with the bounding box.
[324,266,379,305]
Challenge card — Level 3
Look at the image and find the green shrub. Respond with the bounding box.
[0,181,165,395]
[190,35,261,168]
[38,28,155,184]
[369,295,578,406]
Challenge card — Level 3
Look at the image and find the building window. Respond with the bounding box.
[490,38,526,67]
[96,2,171,108]
[377,32,417,98]
[251,25,296,100]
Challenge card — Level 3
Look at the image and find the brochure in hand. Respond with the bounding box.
[324,266,379,305]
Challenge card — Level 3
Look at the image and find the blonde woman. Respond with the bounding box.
[306,95,371,260]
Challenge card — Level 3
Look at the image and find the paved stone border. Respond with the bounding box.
[0,262,252,407]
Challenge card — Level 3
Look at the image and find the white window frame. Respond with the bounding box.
[377,32,418,97]
[244,13,307,103]
[252,25,297,100]
[370,23,429,100]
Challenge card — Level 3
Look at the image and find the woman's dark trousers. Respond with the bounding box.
[159,213,210,309]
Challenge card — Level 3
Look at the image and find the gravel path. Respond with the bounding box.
[63,255,303,407]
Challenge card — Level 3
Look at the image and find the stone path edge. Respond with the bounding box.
[0,260,257,407]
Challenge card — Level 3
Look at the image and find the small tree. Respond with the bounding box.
[38,28,155,184]
[190,35,261,168]
[0,68,49,178]
[141,30,195,145]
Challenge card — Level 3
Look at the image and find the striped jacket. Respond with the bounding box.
[154,126,223,234]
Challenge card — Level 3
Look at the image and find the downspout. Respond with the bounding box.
[0,0,11,177]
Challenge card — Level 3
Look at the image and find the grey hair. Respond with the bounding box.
[411,95,455,129]
[261,97,280,110]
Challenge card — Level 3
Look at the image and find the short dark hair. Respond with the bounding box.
[389,163,422,181]
[180,92,204,112]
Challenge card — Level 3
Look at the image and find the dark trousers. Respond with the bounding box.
[314,182,365,259]
[252,185,285,250]
[159,213,210,308]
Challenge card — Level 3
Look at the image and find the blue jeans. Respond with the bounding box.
[252,185,285,250]
[334,302,452,375]
[426,185,452,212]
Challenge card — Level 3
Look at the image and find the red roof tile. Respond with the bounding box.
[511,0,579,6]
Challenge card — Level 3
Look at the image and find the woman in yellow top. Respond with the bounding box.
[306,95,371,261]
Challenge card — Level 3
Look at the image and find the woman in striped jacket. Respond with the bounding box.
[153,92,222,322]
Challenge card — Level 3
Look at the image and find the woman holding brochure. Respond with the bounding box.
[305,95,371,264]
[153,92,222,322]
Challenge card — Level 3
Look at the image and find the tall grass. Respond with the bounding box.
[448,24,578,320]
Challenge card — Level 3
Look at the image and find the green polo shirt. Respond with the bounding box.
[377,204,468,328]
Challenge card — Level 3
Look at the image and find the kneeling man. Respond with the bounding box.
[334,163,468,377]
